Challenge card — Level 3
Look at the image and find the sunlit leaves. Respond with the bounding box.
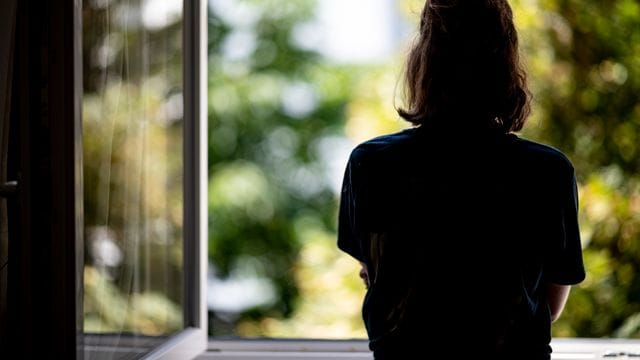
[206,0,640,339]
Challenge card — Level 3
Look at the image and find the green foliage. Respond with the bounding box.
[207,0,358,331]
[82,0,184,335]
[207,0,640,339]
[84,267,182,335]
[512,0,640,338]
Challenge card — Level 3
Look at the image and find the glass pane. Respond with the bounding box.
[207,0,638,342]
[206,0,409,339]
[82,0,184,356]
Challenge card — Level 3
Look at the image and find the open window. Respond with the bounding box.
[2,0,207,358]
[202,0,640,358]
[3,0,640,359]
[80,0,208,358]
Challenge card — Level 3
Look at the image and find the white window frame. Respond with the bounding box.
[142,0,209,358]
[197,338,640,359]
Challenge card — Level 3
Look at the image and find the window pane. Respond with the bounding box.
[82,0,184,355]
[207,0,639,341]
[206,0,406,339]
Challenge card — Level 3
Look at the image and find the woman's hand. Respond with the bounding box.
[359,261,370,288]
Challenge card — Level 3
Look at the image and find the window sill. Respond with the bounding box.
[196,338,640,359]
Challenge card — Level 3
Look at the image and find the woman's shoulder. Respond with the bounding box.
[508,134,575,173]
[348,127,418,164]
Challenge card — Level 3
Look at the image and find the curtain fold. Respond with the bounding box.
[0,0,17,348]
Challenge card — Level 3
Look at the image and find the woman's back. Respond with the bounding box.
[338,126,585,359]
[337,1,585,358]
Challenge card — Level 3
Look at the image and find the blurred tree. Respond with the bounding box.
[208,0,640,340]
[510,0,640,338]
[82,0,185,334]
[81,0,640,339]
[207,0,361,335]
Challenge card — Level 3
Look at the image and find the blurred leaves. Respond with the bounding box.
[512,0,640,338]
[207,0,357,330]
[84,267,182,335]
[82,0,640,340]
[213,0,640,340]
[207,0,640,339]
[235,222,366,338]
[82,0,184,336]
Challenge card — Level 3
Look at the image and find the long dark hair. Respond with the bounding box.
[397,0,531,133]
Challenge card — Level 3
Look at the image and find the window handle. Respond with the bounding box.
[0,180,17,198]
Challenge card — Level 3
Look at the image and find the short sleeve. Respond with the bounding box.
[545,166,586,285]
[337,153,365,262]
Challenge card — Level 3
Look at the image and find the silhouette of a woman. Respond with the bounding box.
[338,1,585,359]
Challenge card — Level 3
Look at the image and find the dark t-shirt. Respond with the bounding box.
[337,126,586,359]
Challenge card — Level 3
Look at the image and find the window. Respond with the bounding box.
[3,0,640,359]
[2,0,207,358]
[82,0,186,344]
[81,0,208,358]
[205,0,640,351]
[205,0,415,340]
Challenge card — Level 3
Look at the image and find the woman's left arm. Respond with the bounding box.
[547,282,571,322]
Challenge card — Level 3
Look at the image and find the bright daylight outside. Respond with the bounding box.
[82,0,640,342]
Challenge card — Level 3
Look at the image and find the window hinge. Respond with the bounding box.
[0,180,18,198]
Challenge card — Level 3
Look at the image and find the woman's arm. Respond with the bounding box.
[547,283,572,322]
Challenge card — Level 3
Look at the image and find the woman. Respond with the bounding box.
[337,1,585,359]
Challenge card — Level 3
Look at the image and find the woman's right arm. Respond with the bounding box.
[359,261,370,288]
